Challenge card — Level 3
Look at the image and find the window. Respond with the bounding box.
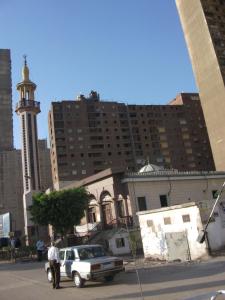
[66,250,75,260]
[147,220,153,227]
[179,119,187,125]
[160,195,168,207]
[30,226,36,236]
[116,238,125,248]
[182,214,190,223]
[164,217,171,225]
[137,197,147,211]
[116,201,125,218]
[78,246,105,260]
[59,250,65,260]
[212,190,218,199]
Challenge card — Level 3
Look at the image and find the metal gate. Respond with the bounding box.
[165,231,190,261]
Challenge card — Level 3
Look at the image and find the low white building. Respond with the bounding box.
[107,228,131,255]
[137,200,225,261]
[137,203,208,261]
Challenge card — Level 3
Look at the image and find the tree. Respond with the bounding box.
[29,187,89,237]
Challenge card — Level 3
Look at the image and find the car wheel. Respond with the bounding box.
[47,269,52,282]
[73,272,84,288]
[104,275,114,282]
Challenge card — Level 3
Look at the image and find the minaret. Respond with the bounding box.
[15,56,41,243]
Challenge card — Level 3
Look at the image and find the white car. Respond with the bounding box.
[45,244,124,288]
[183,290,225,300]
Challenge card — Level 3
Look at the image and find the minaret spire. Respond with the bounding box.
[15,56,41,244]
[23,54,27,65]
[22,54,30,82]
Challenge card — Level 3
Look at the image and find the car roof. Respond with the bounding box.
[60,244,103,251]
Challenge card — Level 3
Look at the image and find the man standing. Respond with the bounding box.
[10,236,16,262]
[36,239,45,262]
[48,241,61,289]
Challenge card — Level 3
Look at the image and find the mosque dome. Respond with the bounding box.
[138,163,164,173]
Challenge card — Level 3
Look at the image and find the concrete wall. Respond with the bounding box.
[138,203,207,261]
[0,49,13,151]
[176,0,225,170]
[37,139,53,191]
[126,175,225,225]
[71,173,131,228]
[0,150,24,236]
[206,203,225,251]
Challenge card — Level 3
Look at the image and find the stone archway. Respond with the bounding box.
[100,191,113,227]
[87,195,99,224]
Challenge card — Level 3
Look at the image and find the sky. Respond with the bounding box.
[0,0,197,149]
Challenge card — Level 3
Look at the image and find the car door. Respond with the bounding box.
[64,250,75,278]
[59,250,66,277]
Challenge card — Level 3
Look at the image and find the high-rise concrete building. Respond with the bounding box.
[0,51,52,240]
[0,49,13,151]
[15,57,41,242]
[175,0,225,170]
[0,150,24,236]
[48,91,214,189]
[0,139,53,239]
[0,49,24,237]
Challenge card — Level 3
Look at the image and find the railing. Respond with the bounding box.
[0,247,37,262]
[74,222,103,237]
[118,216,133,227]
[104,216,133,229]
[15,99,40,112]
[74,216,133,243]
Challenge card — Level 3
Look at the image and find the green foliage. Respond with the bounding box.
[128,230,142,258]
[129,231,138,258]
[29,187,88,237]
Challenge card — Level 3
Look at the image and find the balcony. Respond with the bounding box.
[15,99,40,114]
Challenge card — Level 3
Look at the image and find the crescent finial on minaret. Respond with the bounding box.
[22,54,29,81]
[23,54,27,66]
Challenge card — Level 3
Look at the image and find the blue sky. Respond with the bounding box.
[0,0,197,149]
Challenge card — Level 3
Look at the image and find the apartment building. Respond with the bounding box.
[48,91,214,188]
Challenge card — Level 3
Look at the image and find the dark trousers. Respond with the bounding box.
[37,250,42,261]
[49,260,60,288]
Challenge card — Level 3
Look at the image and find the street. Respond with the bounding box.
[1,256,225,300]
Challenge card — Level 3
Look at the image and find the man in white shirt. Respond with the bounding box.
[48,241,61,289]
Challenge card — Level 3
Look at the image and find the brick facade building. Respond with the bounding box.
[49,91,214,188]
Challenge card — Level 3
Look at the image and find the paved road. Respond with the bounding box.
[1,257,225,300]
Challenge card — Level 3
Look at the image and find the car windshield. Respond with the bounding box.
[78,246,106,260]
